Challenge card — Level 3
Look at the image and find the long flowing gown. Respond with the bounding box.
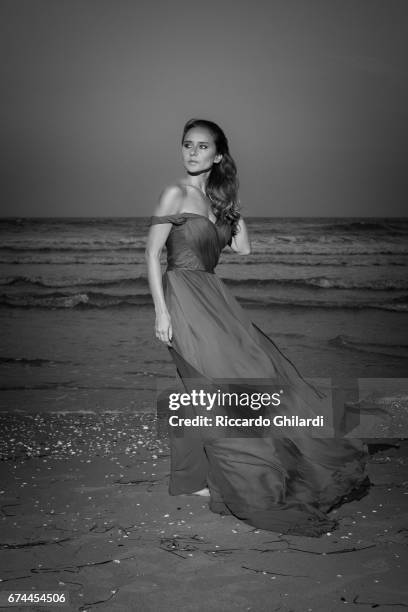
[151,212,370,537]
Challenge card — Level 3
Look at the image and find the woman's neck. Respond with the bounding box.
[184,170,211,193]
[183,182,207,195]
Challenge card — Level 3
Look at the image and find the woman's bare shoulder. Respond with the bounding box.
[153,183,186,216]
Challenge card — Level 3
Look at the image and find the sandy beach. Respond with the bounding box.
[1,304,407,415]
[1,217,408,610]
[1,301,408,610]
[0,411,407,612]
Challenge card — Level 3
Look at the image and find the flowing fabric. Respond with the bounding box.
[150,212,370,537]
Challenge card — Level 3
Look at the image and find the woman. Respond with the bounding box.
[145,118,369,537]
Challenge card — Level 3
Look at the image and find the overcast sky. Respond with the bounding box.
[1,0,407,217]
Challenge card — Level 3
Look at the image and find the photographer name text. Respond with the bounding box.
[168,415,325,428]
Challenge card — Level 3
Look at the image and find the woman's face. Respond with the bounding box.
[182,127,222,174]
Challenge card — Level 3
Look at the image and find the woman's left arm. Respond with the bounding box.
[229,217,251,255]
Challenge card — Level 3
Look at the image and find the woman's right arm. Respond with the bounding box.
[145,186,183,345]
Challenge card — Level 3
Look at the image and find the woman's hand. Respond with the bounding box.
[155,311,173,346]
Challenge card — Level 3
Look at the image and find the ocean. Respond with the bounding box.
[1,217,407,414]
[1,217,407,311]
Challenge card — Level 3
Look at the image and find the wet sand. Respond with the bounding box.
[1,303,407,610]
[1,304,407,414]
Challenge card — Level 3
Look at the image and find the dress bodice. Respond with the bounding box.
[150,212,233,273]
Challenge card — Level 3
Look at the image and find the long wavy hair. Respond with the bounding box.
[182,118,240,234]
